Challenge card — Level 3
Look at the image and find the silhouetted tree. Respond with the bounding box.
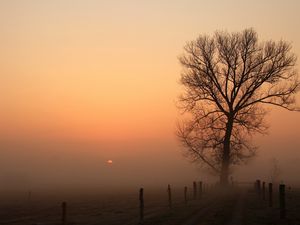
[177,28,299,185]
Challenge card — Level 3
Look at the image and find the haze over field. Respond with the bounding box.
[0,0,300,191]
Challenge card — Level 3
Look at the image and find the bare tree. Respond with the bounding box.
[177,28,299,185]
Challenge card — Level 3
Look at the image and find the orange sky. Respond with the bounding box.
[0,0,300,189]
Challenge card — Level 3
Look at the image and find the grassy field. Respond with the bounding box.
[0,185,299,225]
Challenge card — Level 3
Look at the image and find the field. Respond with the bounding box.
[1,184,300,225]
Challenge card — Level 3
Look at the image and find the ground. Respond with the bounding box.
[0,185,300,225]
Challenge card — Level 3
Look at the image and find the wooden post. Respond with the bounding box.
[262,182,266,200]
[279,184,286,219]
[184,186,187,204]
[256,179,261,195]
[268,183,273,207]
[61,201,67,225]
[193,181,197,199]
[139,188,144,222]
[198,181,203,198]
[167,184,172,208]
[28,191,32,202]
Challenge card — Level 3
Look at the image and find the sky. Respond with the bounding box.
[0,0,300,191]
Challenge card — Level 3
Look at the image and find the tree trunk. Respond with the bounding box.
[220,116,234,185]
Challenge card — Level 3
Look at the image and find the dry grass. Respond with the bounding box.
[0,186,299,225]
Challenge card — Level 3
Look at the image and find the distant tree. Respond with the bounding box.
[177,28,299,185]
[270,158,281,184]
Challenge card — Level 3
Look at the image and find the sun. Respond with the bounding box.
[107,160,113,164]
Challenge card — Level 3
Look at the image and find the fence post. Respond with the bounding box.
[256,179,261,195]
[193,181,197,199]
[279,184,286,219]
[262,182,266,200]
[268,183,273,207]
[184,186,187,204]
[230,176,234,186]
[198,181,203,198]
[61,201,67,225]
[28,191,32,202]
[139,188,144,223]
[167,184,172,209]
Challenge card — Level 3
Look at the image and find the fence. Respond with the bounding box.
[4,179,292,224]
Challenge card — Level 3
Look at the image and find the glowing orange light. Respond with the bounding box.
[107,160,113,164]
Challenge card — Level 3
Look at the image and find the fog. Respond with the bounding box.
[0,137,199,192]
[1,0,300,195]
[1,107,300,193]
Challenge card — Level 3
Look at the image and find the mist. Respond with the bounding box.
[1,1,300,193]
[0,137,200,192]
[1,106,299,193]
